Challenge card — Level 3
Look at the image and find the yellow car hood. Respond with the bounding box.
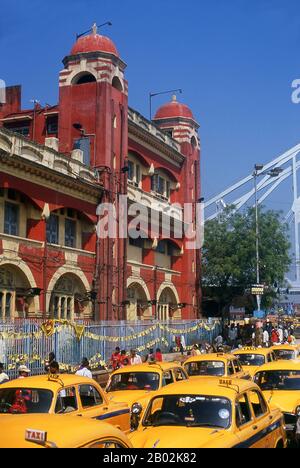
[130,426,235,448]
[263,391,300,414]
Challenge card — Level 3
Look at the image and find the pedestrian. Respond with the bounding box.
[191,345,201,357]
[263,328,270,348]
[146,349,155,362]
[119,350,130,367]
[271,327,280,345]
[288,333,296,345]
[49,361,60,375]
[130,349,143,366]
[111,347,121,371]
[18,365,31,379]
[75,358,93,379]
[0,363,9,384]
[215,333,223,349]
[44,352,56,373]
[278,326,284,344]
[154,348,163,362]
[228,324,237,349]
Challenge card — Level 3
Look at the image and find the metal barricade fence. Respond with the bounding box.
[0,318,221,379]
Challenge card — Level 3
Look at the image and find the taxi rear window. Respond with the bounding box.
[273,350,296,360]
[235,354,265,367]
[107,372,160,392]
[0,388,53,414]
[185,361,225,377]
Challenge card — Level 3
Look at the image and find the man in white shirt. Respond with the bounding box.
[263,329,269,348]
[75,358,93,379]
[130,349,143,366]
[0,363,9,384]
[278,327,284,344]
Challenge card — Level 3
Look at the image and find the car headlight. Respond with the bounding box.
[131,403,143,415]
[295,406,300,417]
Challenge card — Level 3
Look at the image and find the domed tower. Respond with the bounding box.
[58,23,128,171]
[58,24,128,320]
[153,96,201,317]
[153,95,200,206]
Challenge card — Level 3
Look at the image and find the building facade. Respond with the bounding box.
[0,26,201,321]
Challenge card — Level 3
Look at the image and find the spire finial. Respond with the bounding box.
[172,95,177,102]
[92,23,98,35]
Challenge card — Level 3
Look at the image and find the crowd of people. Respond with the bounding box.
[0,347,163,384]
[0,322,297,384]
[214,321,298,351]
[110,347,163,371]
[0,353,95,385]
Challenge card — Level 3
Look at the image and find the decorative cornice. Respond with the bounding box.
[128,121,185,168]
[0,150,102,202]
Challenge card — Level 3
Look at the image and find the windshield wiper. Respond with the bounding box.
[186,423,224,428]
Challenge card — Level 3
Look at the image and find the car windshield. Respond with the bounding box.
[0,388,53,414]
[254,371,300,390]
[273,350,296,361]
[235,354,265,367]
[185,361,225,377]
[106,372,160,392]
[143,394,231,428]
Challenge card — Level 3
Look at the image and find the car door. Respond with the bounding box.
[54,386,78,414]
[235,392,256,448]
[235,391,270,448]
[247,389,272,448]
[77,384,109,419]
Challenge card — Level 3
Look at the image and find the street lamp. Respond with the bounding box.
[149,89,182,120]
[253,164,283,310]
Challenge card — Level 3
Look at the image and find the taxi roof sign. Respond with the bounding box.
[25,429,47,445]
[219,379,232,386]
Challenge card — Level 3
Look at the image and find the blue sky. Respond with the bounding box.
[1,0,300,204]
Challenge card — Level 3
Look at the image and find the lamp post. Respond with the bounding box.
[253,164,283,311]
[149,89,182,120]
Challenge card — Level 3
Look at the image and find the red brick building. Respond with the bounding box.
[0,26,201,321]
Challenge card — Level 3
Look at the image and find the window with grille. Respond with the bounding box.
[4,202,19,236]
[46,214,59,244]
[65,218,76,248]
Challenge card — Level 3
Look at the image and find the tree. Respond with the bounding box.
[201,206,291,316]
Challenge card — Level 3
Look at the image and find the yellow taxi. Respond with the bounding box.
[0,414,133,448]
[184,353,251,380]
[106,362,188,430]
[254,360,300,442]
[271,344,300,361]
[129,377,287,448]
[0,374,130,433]
[232,347,276,377]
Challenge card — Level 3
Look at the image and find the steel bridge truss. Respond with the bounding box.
[204,143,300,287]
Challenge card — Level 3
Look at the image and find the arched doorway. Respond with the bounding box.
[0,265,35,318]
[49,273,90,320]
[126,281,151,321]
[157,286,180,321]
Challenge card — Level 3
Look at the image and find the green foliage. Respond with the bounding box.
[202,206,291,314]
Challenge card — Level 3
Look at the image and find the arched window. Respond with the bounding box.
[112,76,123,92]
[72,73,96,85]
[50,274,91,320]
[0,266,36,318]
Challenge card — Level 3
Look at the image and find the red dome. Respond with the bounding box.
[71,33,119,57]
[154,96,194,120]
